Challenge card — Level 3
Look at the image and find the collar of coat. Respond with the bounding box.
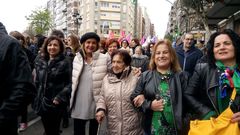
[107,66,132,83]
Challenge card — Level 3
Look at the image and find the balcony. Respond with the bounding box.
[207,0,240,25]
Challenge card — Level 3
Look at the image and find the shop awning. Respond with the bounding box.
[207,0,240,25]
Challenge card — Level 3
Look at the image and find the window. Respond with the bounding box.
[110,21,120,27]
[79,0,82,6]
[111,3,120,8]
[95,12,99,19]
[101,13,106,16]
[101,2,109,7]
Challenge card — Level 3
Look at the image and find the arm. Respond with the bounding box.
[130,72,152,112]
[54,59,72,105]
[95,77,107,112]
[0,39,36,119]
[184,63,212,118]
[95,77,107,123]
[130,73,145,103]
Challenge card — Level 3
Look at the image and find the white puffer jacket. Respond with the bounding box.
[70,50,108,109]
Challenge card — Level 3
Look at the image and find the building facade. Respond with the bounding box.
[46,0,154,40]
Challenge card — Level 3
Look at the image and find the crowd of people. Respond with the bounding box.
[0,20,240,135]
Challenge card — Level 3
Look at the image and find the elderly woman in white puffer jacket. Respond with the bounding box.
[96,50,143,135]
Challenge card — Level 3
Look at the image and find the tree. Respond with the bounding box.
[23,24,35,38]
[26,8,52,35]
[164,33,174,42]
[180,0,213,40]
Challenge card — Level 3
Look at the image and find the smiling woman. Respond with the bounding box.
[32,35,72,135]
[95,49,143,134]
[130,39,190,135]
[184,29,240,132]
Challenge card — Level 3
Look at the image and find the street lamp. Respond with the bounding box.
[165,0,173,5]
[62,27,67,38]
[72,12,82,35]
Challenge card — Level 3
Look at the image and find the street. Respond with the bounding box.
[18,105,106,135]
[18,105,73,135]
[18,117,73,135]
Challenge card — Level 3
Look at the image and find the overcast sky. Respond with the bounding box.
[0,0,174,38]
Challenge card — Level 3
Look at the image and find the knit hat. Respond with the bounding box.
[80,32,100,44]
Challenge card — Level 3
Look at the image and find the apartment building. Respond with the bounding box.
[47,0,153,39]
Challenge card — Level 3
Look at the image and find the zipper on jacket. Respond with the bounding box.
[169,78,178,135]
[120,81,123,135]
[43,62,49,96]
[183,55,186,71]
[207,87,220,115]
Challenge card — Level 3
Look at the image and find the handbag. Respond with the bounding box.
[188,88,240,135]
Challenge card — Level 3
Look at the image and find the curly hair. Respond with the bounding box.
[111,50,132,66]
[41,36,65,59]
[207,29,240,68]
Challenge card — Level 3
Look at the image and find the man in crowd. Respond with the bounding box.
[0,22,36,135]
[175,33,203,76]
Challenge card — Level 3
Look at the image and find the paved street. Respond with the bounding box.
[18,105,73,135]
[18,105,106,135]
[18,117,73,135]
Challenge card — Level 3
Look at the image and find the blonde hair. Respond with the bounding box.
[149,39,181,73]
[80,40,99,59]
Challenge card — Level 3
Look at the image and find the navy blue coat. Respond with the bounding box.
[175,44,203,76]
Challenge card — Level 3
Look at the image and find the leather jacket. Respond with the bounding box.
[0,22,36,126]
[131,70,189,135]
[184,63,221,118]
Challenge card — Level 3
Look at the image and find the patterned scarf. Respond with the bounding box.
[151,71,175,135]
[216,61,240,97]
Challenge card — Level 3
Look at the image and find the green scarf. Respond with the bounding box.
[216,61,240,113]
[216,61,240,92]
[203,61,240,119]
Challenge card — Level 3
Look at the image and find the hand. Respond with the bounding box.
[96,111,105,123]
[133,95,145,107]
[132,67,141,77]
[231,112,240,124]
[53,99,60,105]
[151,99,164,111]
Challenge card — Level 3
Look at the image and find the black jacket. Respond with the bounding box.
[0,22,36,127]
[184,63,222,118]
[131,55,149,72]
[130,70,189,135]
[176,44,203,76]
[33,54,72,115]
